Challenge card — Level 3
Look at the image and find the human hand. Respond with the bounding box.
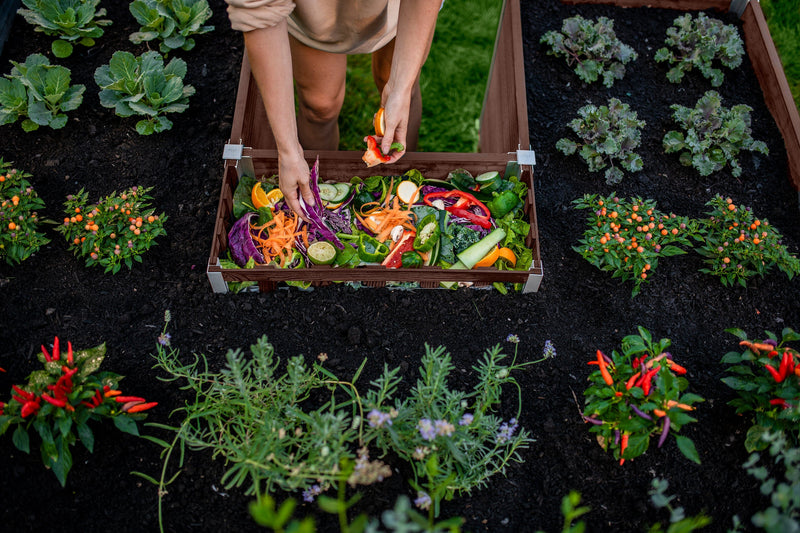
[377,90,412,164]
[278,150,313,221]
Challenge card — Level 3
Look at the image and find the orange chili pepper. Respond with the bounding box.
[597,350,614,386]
[619,432,629,465]
[126,401,158,414]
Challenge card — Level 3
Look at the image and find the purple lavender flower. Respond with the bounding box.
[414,491,432,510]
[459,413,474,426]
[157,332,172,347]
[496,418,519,444]
[418,418,437,440]
[302,484,323,503]
[543,340,557,359]
[434,419,455,437]
[367,409,393,428]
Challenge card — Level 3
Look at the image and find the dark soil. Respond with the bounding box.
[2,1,800,532]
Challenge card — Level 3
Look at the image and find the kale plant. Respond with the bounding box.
[94,50,195,135]
[0,54,85,131]
[663,91,768,177]
[556,98,645,185]
[654,12,744,87]
[17,0,112,58]
[129,0,214,53]
[540,15,637,87]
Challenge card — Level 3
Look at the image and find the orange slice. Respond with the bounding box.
[373,107,386,137]
[252,182,283,209]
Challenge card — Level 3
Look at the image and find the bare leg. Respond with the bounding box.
[289,36,348,151]
[372,38,422,151]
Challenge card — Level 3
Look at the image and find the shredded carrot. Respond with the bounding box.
[250,210,306,266]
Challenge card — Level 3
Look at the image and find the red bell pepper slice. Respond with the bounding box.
[423,190,492,228]
[362,135,391,167]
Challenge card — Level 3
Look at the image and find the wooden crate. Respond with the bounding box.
[561,0,800,191]
[208,0,541,293]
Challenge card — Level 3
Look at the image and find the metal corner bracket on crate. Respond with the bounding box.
[222,143,254,178]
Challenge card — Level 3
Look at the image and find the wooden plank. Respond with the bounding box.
[479,0,530,153]
[740,1,800,190]
[561,0,729,9]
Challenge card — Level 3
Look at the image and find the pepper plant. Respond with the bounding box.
[0,337,156,486]
[556,98,645,185]
[16,0,112,58]
[0,159,50,265]
[0,54,85,131]
[540,15,637,87]
[654,12,744,87]
[129,0,214,53]
[572,194,699,297]
[695,195,800,287]
[663,90,768,178]
[56,186,167,273]
[722,327,800,452]
[583,326,704,465]
[94,50,195,135]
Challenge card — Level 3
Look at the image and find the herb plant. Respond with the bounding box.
[0,159,50,265]
[556,98,645,185]
[722,327,800,452]
[363,341,539,518]
[663,90,768,178]
[0,53,85,131]
[94,50,195,135]
[56,186,167,273]
[695,196,800,287]
[743,431,800,532]
[129,0,214,53]
[0,336,156,486]
[540,15,637,87]
[572,194,698,297]
[583,326,704,465]
[654,12,744,87]
[16,0,112,58]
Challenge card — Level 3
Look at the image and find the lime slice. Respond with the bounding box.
[308,241,337,265]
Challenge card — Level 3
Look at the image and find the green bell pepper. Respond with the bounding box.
[413,213,441,252]
[357,234,389,263]
[486,190,521,219]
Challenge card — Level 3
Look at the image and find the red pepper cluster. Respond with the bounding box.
[11,385,41,418]
[423,190,492,229]
[764,350,797,383]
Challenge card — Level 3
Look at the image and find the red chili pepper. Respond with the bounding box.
[778,351,793,381]
[768,350,779,358]
[423,190,492,228]
[625,372,641,390]
[41,344,52,362]
[115,396,147,403]
[596,350,614,386]
[12,385,34,402]
[770,398,789,409]
[765,363,784,383]
[42,393,67,408]
[668,361,687,375]
[641,366,661,396]
[67,341,74,366]
[53,337,60,361]
[619,432,629,465]
[126,401,158,414]
[20,398,41,418]
[104,389,122,398]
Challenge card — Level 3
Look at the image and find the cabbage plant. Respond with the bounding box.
[17,0,112,58]
[94,50,195,135]
[129,0,214,53]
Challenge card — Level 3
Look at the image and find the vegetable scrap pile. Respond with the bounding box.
[225,158,534,290]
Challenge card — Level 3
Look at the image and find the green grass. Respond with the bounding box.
[762,0,800,113]
[338,1,502,152]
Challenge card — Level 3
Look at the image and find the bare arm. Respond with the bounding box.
[380,1,440,160]
[244,21,314,218]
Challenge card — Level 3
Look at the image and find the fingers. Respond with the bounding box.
[279,155,313,222]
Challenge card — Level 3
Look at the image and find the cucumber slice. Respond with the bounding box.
[333,183,351,202]
[476,171,500,192]
[318,183,340,202]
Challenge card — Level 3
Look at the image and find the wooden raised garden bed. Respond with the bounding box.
[561,0,800,191]
[207,0,543,293]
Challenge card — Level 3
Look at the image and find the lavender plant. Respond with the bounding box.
[654,12,744,87]
[556,98,645,185]
[541,15,637,87]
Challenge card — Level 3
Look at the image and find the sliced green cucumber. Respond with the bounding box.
[318,183,340,202]
[332,182,351,202]
[476,171,500,192]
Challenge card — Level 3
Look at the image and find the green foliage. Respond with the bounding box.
[572,194,699,297]
[17,0,112,58]
[540,15,637,88]
[663,90,768,178]
[722,327,800,452]
[535,491,591,533]
[556,99,645,185]
[94,50,195,134]
[654,12,744,87]
[0,336,154,487]
[695,196,800,287]
[647,478,712,532]
[0,159,50,265]
[55,186,168,273]
[583,327,704,465]
[363,343,535,518]
[743,431,800,532]
[761,0,800,114]
[0,53,85,131]
[129,0,214,54]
